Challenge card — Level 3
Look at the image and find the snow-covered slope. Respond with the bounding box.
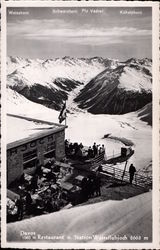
[7,56,152,114]
[66,111,152,171]
[7,88,60,122]
[7,56,152,171]
[7,191,152,242]
[7,56,118,82]
[7,87,152,171]
[75,58,152,114]
[137,102,152,125]
[7,56,111,110]
[7,56,109,87]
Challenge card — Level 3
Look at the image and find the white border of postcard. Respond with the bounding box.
[1,1,160,249]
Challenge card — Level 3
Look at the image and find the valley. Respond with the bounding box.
[7,56,152,116]
[7,56,152,173]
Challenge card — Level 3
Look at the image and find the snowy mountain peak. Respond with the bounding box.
[7,55,110,111]
[75,57,152,114]
[125,57,152,67]
[7,56,152,115]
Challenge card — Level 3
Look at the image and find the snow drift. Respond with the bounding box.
[7,191,152,242]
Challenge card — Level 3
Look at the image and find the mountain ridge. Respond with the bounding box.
[74,58,152,114]
[7,56,112,110]
[7,56,152,114]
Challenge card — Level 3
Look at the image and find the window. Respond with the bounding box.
[23,159,37,170]
[23,149,37,163]
[44,142,56,159]
[44,141,56,153]
[44,150,55,159]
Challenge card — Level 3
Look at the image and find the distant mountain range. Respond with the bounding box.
[7,56,152,119]
[75,58,152,114]
[7,56,110,110]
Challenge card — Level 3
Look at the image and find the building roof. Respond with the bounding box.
[7,114,66,150]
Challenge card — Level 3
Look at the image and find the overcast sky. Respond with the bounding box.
[7,7,152,60]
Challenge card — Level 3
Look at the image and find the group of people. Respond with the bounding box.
[10,141,136,222]
[13,159,103,220]
[12,161,67,221]
[14,186,65,221]
[65,140,84,157]
[68,173,102,206]
[65,140,105,160]
[81,173,101,200]
[13,163,136,221]
[14,192,32,221]
[14,176,70,221]
[19,163,59,193]
[87,143,105,158]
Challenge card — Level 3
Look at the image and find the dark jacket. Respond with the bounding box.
[129,164,136,175]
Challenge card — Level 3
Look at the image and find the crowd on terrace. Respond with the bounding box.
[7,141,104,222]
[65,140,105,159]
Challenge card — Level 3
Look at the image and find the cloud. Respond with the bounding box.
[7,19,73,36]
[7,19,151,46]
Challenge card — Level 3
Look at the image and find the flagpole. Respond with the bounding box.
[65,100,67,127]
[58,100,67,125]
[65,117,67,127]
[65,114,67,126]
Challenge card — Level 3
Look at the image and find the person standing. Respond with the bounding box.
[87,176,94,198]
[31,174,38,192]
[15,196,23,220]
[95,172,101,196]
[87,147,92,158]
[93,143,98,157]
[81,177,88,201]
[101,144,105,154]
[129,163,136,184]
[99,147,103,155]
[25,191,32,214]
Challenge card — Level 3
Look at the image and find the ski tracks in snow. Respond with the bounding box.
[66,84,86,114]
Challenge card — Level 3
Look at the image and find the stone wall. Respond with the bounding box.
[7,129,65,186]
[7,148,23,186]
[55,131,65,160]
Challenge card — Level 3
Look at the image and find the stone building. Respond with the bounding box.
[7,114,66,186]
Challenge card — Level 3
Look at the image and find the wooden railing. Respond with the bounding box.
[90,152,105,166]
[98,164,152,189]
[106,148,134,164]
[64,151,152,190]
[106,152,121,160]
